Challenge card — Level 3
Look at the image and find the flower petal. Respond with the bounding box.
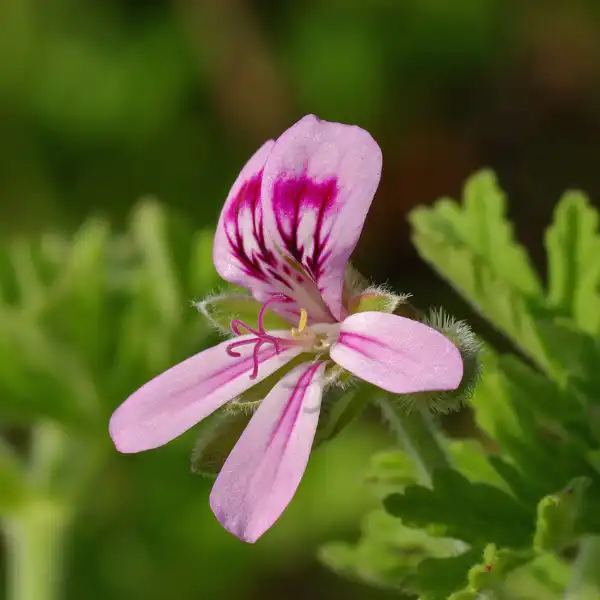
[210,360,326,543]
[109,334,302,453]
[213,140,278,291]
[330,312,463,394]
[261,115,382,320]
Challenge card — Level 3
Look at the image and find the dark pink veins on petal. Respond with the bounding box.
[272,176,338,283]
[266,362,322,451]
[224,173,290,286]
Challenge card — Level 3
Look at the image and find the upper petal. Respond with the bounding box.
[330,312,463,394]
[213,140,277,290]
[261,115,382,321]
[210,360,326,543]
[109,334,302,453]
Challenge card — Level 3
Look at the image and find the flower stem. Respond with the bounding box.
[3,422,90,600]
[564,535,600,600]
[5,500,69,600]
[375,394,450,485]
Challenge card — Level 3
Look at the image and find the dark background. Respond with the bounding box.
[1,1,600,598]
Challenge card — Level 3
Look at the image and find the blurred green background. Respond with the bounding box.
[1,0,600,599]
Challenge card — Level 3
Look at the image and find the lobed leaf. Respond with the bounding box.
[384,468,535,548]
[545,191,600,335]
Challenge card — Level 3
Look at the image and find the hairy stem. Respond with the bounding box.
[375,394,450,485]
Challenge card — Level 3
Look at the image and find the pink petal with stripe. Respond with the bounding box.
[109,334,302,453]
[210,360,326,543]
[261,115,382,321]
[330,312,463,394]
[213,140,279,294]
[211,138,330,324]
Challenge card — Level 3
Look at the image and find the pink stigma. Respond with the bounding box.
[225,295,290,379]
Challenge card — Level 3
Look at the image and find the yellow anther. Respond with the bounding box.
[291,309,308,336]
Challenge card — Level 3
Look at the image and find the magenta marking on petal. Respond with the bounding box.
[157,342,282,399]
[266,362,322,449]
[266,268,293,289]
[224,172,279,283]
[272,176,339,282]
[337,331,388,360]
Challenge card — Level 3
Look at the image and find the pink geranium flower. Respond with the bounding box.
[109,115,463,543]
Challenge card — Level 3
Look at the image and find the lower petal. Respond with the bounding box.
[330,312,463,394]
[210,360,326,543]
[109,336,302,453]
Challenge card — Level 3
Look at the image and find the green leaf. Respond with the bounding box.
[363,450,420,498]
[409,170,557,373]
[410,169,541,295]
[545,191,600,334]
[471,352,596,498]
[43,218,112,371]
[0,308,95,426]
[384,468,535,548]
[496,353,595,446]
[112,202,206,381]
[319,509,457,592]
[467,544,533,592]
[447,440,511,493]
[502,553,571,598]
[197,292,290,335]
[129,199,183,327]
[413,546,482,600]
[534,477,591,553]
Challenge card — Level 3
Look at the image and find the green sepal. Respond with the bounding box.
[190,409,251,478]
[348,289,409,315]
[197,292,290,335]
[227,353,313,413]
[533,476,591,553]
[314,383,373,448]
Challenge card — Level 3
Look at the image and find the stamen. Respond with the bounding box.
[225,294,291,379]
[291,309,308,336]
[250,341,263,379]
[226,338,260,357]
[257,294,289,332]
[230,319,261,337]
